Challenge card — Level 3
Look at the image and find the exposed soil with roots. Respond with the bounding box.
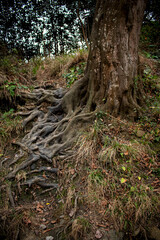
[0,56,159,240]
[2,79,93,195]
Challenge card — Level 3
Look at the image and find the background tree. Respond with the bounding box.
[0,0,95,58]
[140,0,160,57]
[1,0,159,60]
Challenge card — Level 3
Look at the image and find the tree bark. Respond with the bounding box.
[85,0,147,117]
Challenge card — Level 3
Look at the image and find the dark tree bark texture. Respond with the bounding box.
[63,0,147,118]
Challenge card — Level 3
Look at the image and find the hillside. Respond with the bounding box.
[0,50,160,240]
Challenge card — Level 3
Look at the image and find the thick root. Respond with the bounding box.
[5,80,93,196]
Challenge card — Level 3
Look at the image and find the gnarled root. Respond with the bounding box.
[5,78,94,196]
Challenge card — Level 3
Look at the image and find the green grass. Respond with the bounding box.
[0,109,22,150]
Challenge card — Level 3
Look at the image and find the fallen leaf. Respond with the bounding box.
[42,173,47,179]
[101,200,107,206]
[97,224,106,228]
[36,203,44,213]
[120,178,127,184]
[91,163,97,169]
[124,151,129,156]
[51,220,57,224]
[23,217,31,225]
[43,228,54,234]
[130,186,135,192]
[70,169,75,175]
[37,203,44,209]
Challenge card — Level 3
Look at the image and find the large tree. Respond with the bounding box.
[6,0,148,186]
[62,0,147,118]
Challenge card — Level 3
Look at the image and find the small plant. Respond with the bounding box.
[142,68,158,91]
[88,169,104,185]
[4,82,17,97]
[87,169,106,204]
[63,62,86,87]
[0,109,22,150]
[95,110,106,123]
[134,76,139,89]
[69,217,90,240]
[1,79,29,100]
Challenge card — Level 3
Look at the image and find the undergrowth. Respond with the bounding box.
[0,109,22,152]
[59,111,159,238]
[36,49,88,87]
[58,84,159,237]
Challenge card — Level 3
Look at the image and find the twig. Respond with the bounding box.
[40,187,55,195]
[6,185,15,208]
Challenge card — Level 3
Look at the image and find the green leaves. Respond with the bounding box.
[63,62,86,88]
[2,80,29,98]
[5,82,16,97]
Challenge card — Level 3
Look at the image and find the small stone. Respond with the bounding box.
[103,230,124,240]
[95,229,103,239]
[40,224,47,230]
[30,163,36,170]
[46,236,54,240]
[69,208,76,217]
[34,230,39,236]
[136,130,145,138]
[42,218,46,222]
[60,219,65,225]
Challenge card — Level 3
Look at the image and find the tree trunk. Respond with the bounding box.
[85,0,147,117]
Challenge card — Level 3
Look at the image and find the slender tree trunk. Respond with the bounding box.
[85,0,147,117]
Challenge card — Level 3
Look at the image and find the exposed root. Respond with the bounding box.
[5,80,94,196]
[6,154,40,179]
[40,187,55,194]
[27,166,58,175]
[19,176,44,187]
[22,109,44,127]
[37,182,58,188]
[8,151,25,167]
[12,142,30,153]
